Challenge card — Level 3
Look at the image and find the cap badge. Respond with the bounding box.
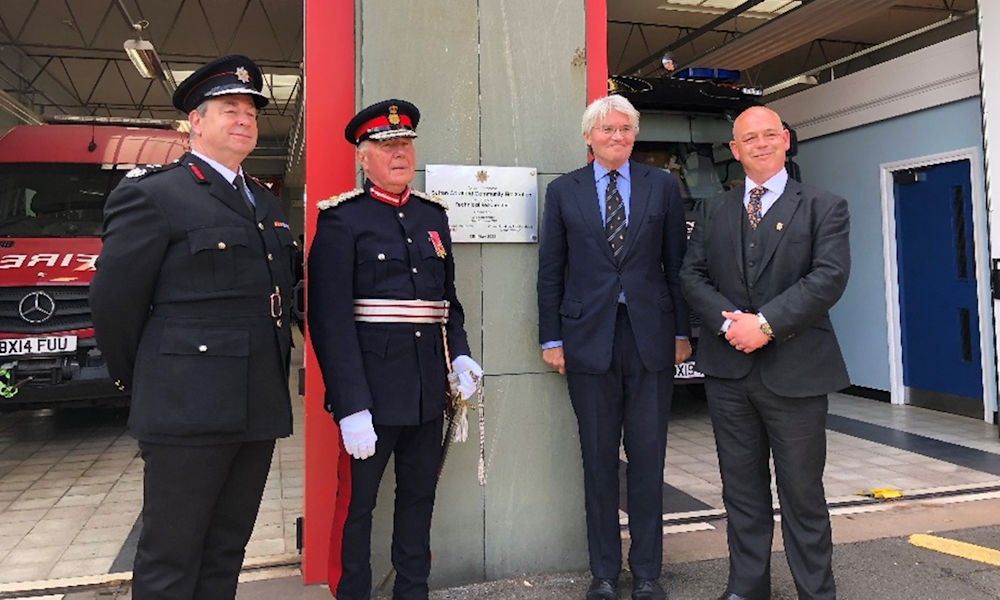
[235,66,251,84]
[388,105,400,126]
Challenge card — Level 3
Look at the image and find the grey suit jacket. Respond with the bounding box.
[679,177,851,397]
[537,160,690,374]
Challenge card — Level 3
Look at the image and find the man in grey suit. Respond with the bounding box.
[537,95,691,600]
[680,106,850,600]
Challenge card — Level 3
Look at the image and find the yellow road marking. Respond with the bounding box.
[908,533,1000,567]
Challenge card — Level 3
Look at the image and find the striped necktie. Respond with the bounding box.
[605,170,625,258]
[747,185,766,230]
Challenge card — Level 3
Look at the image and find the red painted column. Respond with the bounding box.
[302,0,354,584]
[586,0,609,103]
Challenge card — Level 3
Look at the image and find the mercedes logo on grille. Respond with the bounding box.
[18,290,56,324]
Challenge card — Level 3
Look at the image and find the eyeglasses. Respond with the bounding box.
[595,125,636,137]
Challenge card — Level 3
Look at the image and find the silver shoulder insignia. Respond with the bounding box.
[412,189,448,210]
[125,167,147,178]
[317,188,364,211]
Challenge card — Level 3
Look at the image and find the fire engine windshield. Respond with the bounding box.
[632,143,727,210]
[0,164,125,237]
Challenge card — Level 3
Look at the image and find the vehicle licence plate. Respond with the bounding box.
[0,335,78,357]
[674,360,704,380]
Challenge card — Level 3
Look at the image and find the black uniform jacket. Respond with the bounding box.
[680,178,851,397]
[90,152,295,444]
[308,182,470,427]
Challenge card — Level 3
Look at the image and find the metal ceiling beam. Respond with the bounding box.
[618,0,770,75]
[0,88,44,124]
[681,0,901,71]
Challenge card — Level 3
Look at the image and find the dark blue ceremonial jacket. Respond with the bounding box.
[308,181,470,426]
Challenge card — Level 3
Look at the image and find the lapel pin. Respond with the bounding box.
[776,222,784,231]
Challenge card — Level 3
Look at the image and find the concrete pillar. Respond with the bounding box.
[354,0,595,588]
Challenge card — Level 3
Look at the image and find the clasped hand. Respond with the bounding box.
[722,311,770,354]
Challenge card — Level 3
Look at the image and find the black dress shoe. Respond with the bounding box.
[632,577,666,599]
[586,577,618,600]
[717,593,751,600]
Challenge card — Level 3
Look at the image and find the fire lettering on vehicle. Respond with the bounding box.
[27,254,60,267]
[0,253,97,271]
[0,255,25,269]
[73,254,97,271]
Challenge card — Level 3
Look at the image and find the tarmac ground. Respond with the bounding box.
[29,493,1000,600]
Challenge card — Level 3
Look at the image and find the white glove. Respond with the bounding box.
[339,410,377,460]
[451,355,483,400]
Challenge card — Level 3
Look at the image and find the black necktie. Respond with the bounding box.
[605,170,625,258]
[747,186,765,230]
[234,173,255,214]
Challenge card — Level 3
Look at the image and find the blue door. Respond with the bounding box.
[894,159,982,403]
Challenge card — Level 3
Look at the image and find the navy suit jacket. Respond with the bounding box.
[680,178,851,397]
[537,160,690,374]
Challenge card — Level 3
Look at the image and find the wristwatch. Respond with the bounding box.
[757,313,773,338]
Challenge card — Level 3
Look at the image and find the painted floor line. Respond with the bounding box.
[908,533,1000,567]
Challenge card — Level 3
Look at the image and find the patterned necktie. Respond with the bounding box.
[234,173,256,214]
[747,185,766,230]
[605,170,626,258]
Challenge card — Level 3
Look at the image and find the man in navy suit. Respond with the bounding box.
[537,95,691,600]
[681,106,850,600]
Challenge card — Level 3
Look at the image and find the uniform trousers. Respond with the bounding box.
[705,367,835,600]
[565,305,673,581]
[332,417,443,600]
[132,439,275,600]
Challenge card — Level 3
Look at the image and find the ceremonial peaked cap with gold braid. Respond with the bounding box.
[344,99,420,145]
[172,55,269,113]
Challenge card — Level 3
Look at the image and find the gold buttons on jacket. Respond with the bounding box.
[217,242,226,250]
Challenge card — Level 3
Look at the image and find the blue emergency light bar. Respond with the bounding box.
[674,67,741,82]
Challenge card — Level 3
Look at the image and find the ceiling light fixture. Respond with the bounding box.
[656,1,801,20]
[117,0,176,93]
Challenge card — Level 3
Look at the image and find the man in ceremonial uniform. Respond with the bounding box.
[308,99,482,600]
[90,55,296,599]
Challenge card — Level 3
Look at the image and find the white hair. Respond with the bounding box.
[581,95,640,137]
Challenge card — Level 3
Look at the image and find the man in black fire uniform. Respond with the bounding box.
[90,55,295,599]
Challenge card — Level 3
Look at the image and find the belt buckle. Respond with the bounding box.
[270,287,282,318]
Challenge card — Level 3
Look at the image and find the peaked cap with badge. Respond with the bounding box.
[344,98,420,145]
[173,54,269,113]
